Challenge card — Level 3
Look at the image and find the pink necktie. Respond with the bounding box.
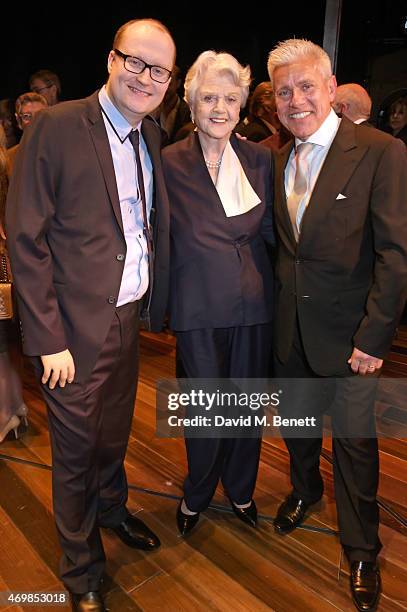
[287,142,314,241]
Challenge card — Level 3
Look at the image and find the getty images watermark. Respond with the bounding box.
[156,378,407,439]
[166,386,315,428]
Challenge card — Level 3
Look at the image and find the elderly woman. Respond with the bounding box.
[162,51,274,535]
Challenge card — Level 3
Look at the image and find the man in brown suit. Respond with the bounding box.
[6,19,175,611]
[268,39,407,611]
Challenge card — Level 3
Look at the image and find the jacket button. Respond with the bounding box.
[107,296,116,304]
[116,254,125,261]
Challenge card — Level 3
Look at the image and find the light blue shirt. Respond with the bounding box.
[99,86,153,306]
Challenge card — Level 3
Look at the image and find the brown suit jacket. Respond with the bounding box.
[6,91,170,382]
[274,117,407,375]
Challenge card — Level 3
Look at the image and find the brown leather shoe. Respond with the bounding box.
[274,494,310,534]
[350,561,381,611]
[71,591,105,611]
[111,515,160,550]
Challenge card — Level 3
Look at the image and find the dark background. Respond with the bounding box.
[2,0,406,110]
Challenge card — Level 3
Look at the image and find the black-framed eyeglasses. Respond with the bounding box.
[31,83,52,94]
[18,113,34,122]
[114,49,172,84]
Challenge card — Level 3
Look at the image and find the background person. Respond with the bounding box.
[152,65,191,144]
[29,69,61,106]
[7,92,48,175]
[387,95,407,145]
[333,83,373,125]
[162,50,274,536]
[0,99,19,149]
[235,81,281,142]
[0,144,27,443]
[7,19,174,611]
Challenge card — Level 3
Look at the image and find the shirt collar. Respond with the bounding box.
[295,107,340,149]
[98,85,141,142]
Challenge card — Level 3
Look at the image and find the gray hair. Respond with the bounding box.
[184,50,251,109]
[267,39,332,87]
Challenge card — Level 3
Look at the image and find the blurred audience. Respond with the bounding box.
[387,96,407,145]
[236,81,281,142]
[29,69,61,106]
[0,144,27,443]
[333,83,372,125]
[0,125,6,150]
[153,65,191,144]
[7,92,48,175]
[173,120,195,142]
[0,99,19,149]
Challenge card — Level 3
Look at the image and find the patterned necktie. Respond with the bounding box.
[287,142,314,241]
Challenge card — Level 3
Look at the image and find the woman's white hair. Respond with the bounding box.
[184,50,251,109]
[267,39,332,86]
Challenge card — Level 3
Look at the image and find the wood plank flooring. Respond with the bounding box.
[0,327,406,611]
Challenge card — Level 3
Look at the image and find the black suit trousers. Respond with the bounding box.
[176,323,272,512]
[274,320,381,562]
[33,301,140,593]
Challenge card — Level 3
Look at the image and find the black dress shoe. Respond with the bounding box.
[274,494,309,534]
[229,499,258,527]
[71,591,105,612]
[111,515,160,550]
[350,561,381,611]
[176,500,200,535]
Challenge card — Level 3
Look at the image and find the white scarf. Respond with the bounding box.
[215,141,261,217]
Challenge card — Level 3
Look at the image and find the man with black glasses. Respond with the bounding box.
[29,69,61,106]
[7,92,48,175]
[7,19,175,611]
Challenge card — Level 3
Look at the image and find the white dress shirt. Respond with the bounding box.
[99,86,153,306]
[285,108,341,234]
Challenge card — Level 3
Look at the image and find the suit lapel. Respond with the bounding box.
[141,117,167,238]
[299,118,368,245]
[85,92,123,234]
[275,140,296,253]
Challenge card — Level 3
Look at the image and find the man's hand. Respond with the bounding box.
[347,348,383,376]
[41,349,75,389]
[0,223,6,240]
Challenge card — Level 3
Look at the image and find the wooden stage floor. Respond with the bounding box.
[0,328,406,611]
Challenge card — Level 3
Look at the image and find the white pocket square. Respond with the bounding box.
[336,193,347,200]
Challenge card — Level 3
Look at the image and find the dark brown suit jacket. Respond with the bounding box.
[6,91,170,382]
[274,118,407,375]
